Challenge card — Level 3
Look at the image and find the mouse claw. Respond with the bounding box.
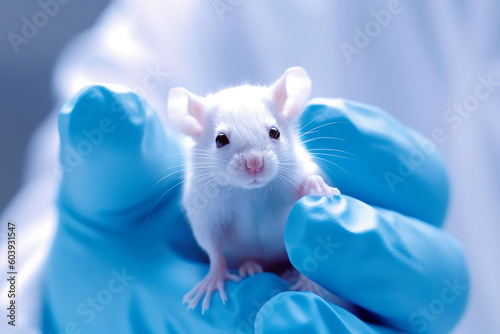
[330,187,341,198]
[238,260,263,278]
[302,175,339,198]
[183,266,240,313]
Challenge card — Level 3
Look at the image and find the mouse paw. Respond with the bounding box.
[238,260,263,278]
[290,274,325,296]
[302,175,340,198]
[183,266,241,314]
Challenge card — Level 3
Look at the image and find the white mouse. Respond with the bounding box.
[167,67,339,313]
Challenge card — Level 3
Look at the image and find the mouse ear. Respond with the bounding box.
[271,67,311,120]
[167,87,205,137]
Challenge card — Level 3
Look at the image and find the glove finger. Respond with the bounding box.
[285,195,469,334]
[255,291,402,334]
[299,99,449,226]
[57,84,185,228]
[57,84,205,259]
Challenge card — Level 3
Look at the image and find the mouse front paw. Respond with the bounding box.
[301,175,340,198]
[183,265,241,314]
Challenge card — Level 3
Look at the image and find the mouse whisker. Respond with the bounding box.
[300,136,347,145]
[280,154,302,161]
[156,163,189,175]
[186,165,219,170]
[279,160,301,165]
[306,148,358,159]
[276,171,301,192]
[281,175,301,193]
[279,165,305,176]
[157,149,221,163]
[272,173,287,193]
[279,164,302,172]
[189,172,217,180]
[194,178,223,196]
[157,151,194,161]
[156,162,215,175]
[296,113,329,133]
[309,152,357,161]
[189,159,220,163]
[270,174,286,195]
[145,167,217,201]
[191,174,219,190]
[279,160,302,168]
[143,178,187,224]
[311,156,351,178]
[190,148,227,159]
[142,169,187,201]
[279,169,306,185]
[297,121,348,139]
[277,151,300,159]
[204,178,223,196]
[190,157,227,164]
[298,130,320,139]
[190,148,219,154]
[153,166,212,185]
[191,147,214,152]
[193,180,214,193]
[217,184,231,199]
[190,152,227,160]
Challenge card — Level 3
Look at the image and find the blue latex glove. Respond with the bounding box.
[42,85,468,333]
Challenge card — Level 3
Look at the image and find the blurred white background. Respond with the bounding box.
[0,0,110,212]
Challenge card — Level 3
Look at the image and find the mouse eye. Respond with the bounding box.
[269,126,280,140]
[216,133,230,148]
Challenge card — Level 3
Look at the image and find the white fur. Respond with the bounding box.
[168,67,316,269]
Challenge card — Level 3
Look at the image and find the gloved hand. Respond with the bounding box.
[258,99,470,333]
[42,85,468,334]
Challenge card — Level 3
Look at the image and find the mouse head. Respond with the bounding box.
[167,67,311,189]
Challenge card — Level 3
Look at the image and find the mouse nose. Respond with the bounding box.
[245,154,264,173]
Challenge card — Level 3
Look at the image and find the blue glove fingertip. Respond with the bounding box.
[300,98,449,226]
[57,84,182,229]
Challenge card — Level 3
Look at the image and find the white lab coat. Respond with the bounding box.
[1,1,499,333]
